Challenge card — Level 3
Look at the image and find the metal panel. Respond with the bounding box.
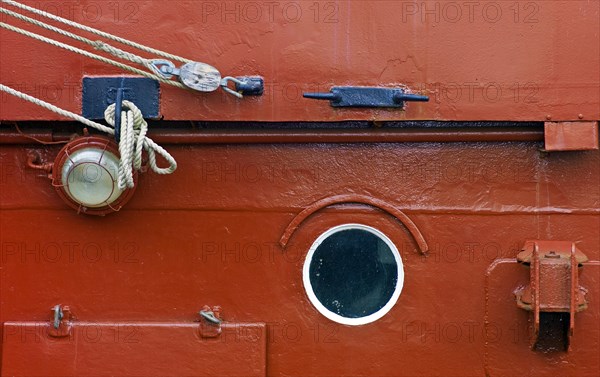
[1,141,598,376]
[1,322,266,377]
[544,122,600,151]
[0,0,598,122]
[81,77,160,119]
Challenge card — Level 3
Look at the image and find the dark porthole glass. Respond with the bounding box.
[303,224,403,325]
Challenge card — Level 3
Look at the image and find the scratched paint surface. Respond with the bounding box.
[0,141,598,376]
[1,0,599,121]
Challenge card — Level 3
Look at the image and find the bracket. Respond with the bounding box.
[515,240,589,351]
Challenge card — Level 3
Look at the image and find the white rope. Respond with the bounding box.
[0,7,168,79]
[1,0,192,64]
[0,22,187,89]
[0,7,92,46]
[0,0,241,96]
[104,100,177,188]
[0,84,177,188]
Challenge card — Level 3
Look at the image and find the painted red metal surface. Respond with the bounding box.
[2,321,267,376]
[1,0,600,375]
[1,0,599,122]
[544,122,600,151]
[1,140,599,376]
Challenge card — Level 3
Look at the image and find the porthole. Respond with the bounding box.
[303,224,404,325]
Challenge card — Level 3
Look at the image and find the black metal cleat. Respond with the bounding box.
[304,86,429,108]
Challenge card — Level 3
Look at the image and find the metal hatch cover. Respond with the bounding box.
[1,321,266,377]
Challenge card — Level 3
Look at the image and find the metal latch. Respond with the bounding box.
[515,240,589,351]
[303,86,429,108]
[198,306,222,338]
[233,76,264,96]
[218,76,264,98]
[48,304,74,338]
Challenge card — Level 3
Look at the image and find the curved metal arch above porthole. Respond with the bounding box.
[279,194,429,254]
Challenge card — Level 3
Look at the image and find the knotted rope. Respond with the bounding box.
[0,84,177,188]
[104,101,177,189]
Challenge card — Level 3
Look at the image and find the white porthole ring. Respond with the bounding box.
[302,223,405,326]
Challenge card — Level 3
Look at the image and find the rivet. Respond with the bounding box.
[546,115,552,120]
[578,114,584,119]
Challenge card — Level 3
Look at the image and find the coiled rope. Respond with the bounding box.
[1,84,177,189]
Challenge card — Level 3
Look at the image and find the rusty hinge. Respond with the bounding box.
[198,306,222,338]
[515,240,589,351]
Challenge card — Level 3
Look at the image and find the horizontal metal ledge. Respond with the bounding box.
[0,127,544,145]
[1,206,598,215]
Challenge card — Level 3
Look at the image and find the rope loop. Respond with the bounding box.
[104,100,177,189]
[0,84,177,191]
